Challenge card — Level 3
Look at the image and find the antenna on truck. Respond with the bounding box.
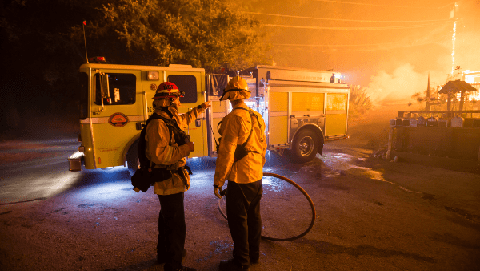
[82,21,89,63]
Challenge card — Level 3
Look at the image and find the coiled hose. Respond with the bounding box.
[218,172,316,241]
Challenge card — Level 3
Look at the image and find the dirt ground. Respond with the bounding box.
[1,107,479,271]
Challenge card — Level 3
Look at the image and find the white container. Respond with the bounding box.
[451,116,463,127]
[68,157,82,172]
[409,119,418,127]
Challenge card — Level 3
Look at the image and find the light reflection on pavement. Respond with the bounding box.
[320,151,418,193]
[320,152,391,183]
[262,176,288,192]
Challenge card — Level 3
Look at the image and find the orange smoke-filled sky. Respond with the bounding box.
[245,0,480,105]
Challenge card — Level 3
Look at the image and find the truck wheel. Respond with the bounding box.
[291,129,319,163]
[126,140,139,176]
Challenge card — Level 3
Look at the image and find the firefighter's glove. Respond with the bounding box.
[187,142,194,152]
[198,101,211,110]
[214,186,223,199]
[131,168,151,192]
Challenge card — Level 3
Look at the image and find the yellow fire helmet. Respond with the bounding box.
[220,76,251,101]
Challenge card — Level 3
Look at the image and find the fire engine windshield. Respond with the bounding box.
[94,73,136,105]
[168,75,197,104]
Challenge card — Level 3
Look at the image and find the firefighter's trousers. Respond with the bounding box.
[158,192,186,269]
[226,179,263,266]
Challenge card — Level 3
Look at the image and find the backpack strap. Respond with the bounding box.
[144,112,190,165]
[233,107,256,148]
[216,107,260,160]
[231,107,263,162]
[149,112,184,134]
[141,114,164,169]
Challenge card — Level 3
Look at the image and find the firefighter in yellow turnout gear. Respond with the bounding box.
[214,76,267,271]
[147,82,210,271]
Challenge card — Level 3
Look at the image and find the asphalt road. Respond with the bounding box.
[1,138,479,271]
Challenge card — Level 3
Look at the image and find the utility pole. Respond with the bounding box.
[426,72,431,111]
[450,2,458,76]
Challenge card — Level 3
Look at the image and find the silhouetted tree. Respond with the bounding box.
[349,85,372,120]
[69,0,271,71]
[0,0,271,130]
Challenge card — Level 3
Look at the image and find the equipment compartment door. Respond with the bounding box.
[325,93,348,137]
[268,91,289,147]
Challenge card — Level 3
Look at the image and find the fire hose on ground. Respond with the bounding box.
[217,172,316,241]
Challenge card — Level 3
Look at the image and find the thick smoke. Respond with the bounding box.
[365,64,449,108]
[364,1,480,109]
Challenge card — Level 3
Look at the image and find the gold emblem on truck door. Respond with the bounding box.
[109,112,129,127]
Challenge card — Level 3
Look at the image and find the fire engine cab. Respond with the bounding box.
[68,58,350,172]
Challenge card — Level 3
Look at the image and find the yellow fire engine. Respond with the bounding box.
[68,58,350,172]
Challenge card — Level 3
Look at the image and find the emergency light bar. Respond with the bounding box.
[89,56,106,63]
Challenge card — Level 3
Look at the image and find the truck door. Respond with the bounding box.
[88,69,144,169]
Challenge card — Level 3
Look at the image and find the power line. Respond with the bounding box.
[312,0,455,10]
[272,42,397,47]
[272,43,432,51]
[272,37,447,52]
[246,12,452,24]
[262,22,444,30]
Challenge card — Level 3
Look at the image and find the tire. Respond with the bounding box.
[291,129,319,163]
[126,140,139,176]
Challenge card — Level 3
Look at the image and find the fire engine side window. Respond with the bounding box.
[326,93,347,111]
[94,73,136,105]
[167,75,198,103]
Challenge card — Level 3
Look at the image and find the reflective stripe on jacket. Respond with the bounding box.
[214,102,266,187]
[145,106,205,195]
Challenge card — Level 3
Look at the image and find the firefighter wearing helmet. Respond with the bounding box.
[214,76,267,271]
[146,81,210,271]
